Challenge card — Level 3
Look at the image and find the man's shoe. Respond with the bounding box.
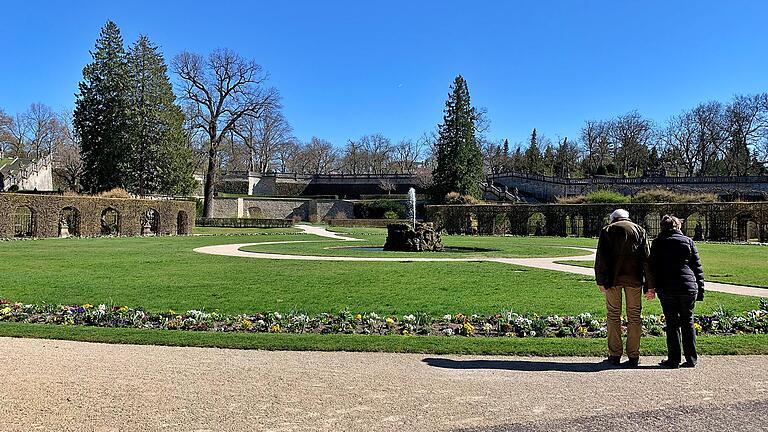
[624,358,640,368]
[659,359,679,369]
[607,356,621,366]
[680,361,696,368]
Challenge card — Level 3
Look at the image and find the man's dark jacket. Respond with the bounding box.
[594,218,654,291]
[650,228,705,300]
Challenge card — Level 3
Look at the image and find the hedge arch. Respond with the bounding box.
[60,206,80,236]
[528,212,546,236]
[143,208,160,235]
[13,205,35,237]
[101,208,120,235]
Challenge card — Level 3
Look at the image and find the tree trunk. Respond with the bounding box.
[202,145,217,218]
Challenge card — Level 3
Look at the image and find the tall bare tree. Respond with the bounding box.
[234,107,293,173]
[173,48,278,216]
[52,110,85,191]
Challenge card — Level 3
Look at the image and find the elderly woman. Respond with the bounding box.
[647,215,705,368]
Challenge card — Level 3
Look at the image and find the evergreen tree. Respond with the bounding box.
[502,138,510,171]
[126,35,195,195]
[432,75,484,200]
[542,144,556,176]
[74,21,131,192]
[524,128,543,174]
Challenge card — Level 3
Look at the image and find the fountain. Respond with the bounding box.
[383,188,444,252]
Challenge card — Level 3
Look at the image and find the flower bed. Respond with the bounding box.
[1,299,766,338]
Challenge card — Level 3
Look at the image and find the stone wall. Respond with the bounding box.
[205,172,419,198]
[0,193,196,238]
[488,172,768,202]
[426,202,768,242]
[211,197,354,222]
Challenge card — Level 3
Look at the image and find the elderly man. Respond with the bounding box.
[594,208,654,367]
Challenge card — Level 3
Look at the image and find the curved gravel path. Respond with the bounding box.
[194,225,768,297]
[1,337,766,431]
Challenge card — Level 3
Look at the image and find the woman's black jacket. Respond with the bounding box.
[650,229,705,300]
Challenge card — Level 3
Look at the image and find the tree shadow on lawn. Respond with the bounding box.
[422,358,662,373]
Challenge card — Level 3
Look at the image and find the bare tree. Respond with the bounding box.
[610,111,654,176]
[580,120,611,175]
[173,48,278,216]
[235,107,293,174]
[378,177,396,195]
[392,139,422,174]
[722,94,767,175]
[0,109,13,157]
[25,103,61,159]
[53,110,84,191]
[293,137,337,174]
[340,139,364,174]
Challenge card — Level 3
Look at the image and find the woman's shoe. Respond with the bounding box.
[659,359,679,369]
[680,361,696,368]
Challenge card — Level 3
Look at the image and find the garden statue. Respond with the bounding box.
[58,216,69,238]
[693,221,704,241]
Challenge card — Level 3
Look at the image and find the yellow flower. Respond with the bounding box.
[693,323,703,332]
[385,317,395,327]
[354,314,362,321]
[269,324,281,333]
[242,318,253,329]
[402,329,410,336]
[168,309,176,315]
[0,307,11,315]
[83,304,93,309]
[119,306,129,312]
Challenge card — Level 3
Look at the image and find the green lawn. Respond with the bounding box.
[239,234,595,258]
[1,231,764,355]
[556,242,768,288]
[0,233,757,317]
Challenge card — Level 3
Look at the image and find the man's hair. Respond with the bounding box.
[660,214,682,231]
[610,209,630,222]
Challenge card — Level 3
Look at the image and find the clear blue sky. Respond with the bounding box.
[2,1,767,149]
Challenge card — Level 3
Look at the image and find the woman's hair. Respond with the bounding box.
[660,214,682,231]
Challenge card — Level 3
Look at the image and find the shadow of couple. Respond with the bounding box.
[422,357,662,373]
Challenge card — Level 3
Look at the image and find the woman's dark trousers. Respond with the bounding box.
[659,295,698,365]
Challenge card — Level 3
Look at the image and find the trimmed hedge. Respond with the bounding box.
[196,217,293,228]
[353,199,406,219]
[0,193,195,238]
[328,218,411,228]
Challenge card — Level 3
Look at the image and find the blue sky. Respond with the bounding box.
[2,1,767,148]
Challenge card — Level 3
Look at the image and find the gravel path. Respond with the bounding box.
[193,226,768,297]
[1,337,766,431]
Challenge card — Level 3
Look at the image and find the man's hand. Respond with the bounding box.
[598,285,606,294]
[646,289,656,301]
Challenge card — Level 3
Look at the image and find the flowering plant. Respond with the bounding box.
[0,299,766,338]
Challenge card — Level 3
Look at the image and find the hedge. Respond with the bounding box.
[196,217,294,228]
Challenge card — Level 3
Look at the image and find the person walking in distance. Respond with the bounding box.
[594,209,654,367]
[647,215,705,368]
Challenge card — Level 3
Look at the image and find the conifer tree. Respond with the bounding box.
[74,21,131,192]
[525,128,543,174]
[432,75,484,200]
[126,35,195,195]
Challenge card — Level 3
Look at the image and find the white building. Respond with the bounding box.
[0,155,53,192]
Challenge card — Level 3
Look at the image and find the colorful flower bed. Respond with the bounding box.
[1,298,766,338]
